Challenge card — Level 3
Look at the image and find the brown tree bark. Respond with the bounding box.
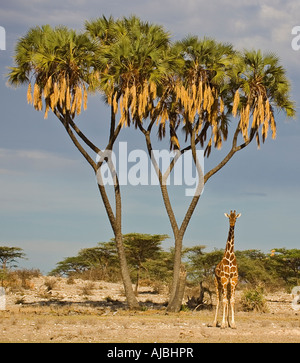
[55,108,139,310]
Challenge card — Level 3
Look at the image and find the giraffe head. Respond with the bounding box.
[224,210,241,226]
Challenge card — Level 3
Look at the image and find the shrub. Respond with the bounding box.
[80,282,95,296]
[240,287,267,312]
[44,278,57,291]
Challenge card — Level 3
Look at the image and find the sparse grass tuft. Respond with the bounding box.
[80,282,95,296]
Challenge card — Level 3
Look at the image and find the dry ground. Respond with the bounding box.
[0,276,299,343]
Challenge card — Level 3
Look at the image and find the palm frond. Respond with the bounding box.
[8,25,100,119]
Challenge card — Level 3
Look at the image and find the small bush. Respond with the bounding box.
[240,287,267,312]
[66,276,75,284]
[44,278,57,291]
[15,269,40,289]
[80,282,95,296]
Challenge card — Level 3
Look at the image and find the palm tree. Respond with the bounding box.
[137,37,295,311]
[136,36,237,311]
[86,15,178,129]
[204,49,296,182]
[85,15,176,309]
[8,19,295,313]
[7,24,141,309]
[86,16,184,309]
[8,26,98,118]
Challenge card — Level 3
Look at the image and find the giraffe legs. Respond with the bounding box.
[221,281,229,329]
[212,277,219,327]
[213,276,229,328]
[229,278,237,329]
[213,277,237,329]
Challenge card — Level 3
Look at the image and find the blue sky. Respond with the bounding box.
[0,0,299,273]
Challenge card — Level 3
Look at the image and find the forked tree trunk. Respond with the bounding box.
[115,233,140,309]
[56,111,139,310]
[167,265,187,312]
[166,192,202,312]
[166,234,183,311]
[140,126,203,313]
[97,178,140,310]
[140,118,247,313]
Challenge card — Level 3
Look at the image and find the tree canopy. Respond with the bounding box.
[0,246,26,271]
[51,241,300,291]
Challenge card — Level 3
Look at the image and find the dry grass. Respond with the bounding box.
[0,275,299,343]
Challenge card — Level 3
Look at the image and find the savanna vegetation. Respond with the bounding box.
[1,239,299,314]
[49,234,300,295]
[7,15,295,311]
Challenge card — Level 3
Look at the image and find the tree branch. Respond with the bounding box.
[178,126,204,237]
[54,108,97,172]
[138,121,179,236]
[67,116,101,154]
[54,107,122,233]
[204,123,257,184]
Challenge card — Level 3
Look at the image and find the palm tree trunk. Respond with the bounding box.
[167,264,187,312]
[135,266,140,295]
[115,232,140,309]
[97,174,140,310]
[166,127,255,311]
[140,124,203,312]
[55,111,139,310]
[114,180,140,309]
[166,133,203,312]
[166,233,182,311]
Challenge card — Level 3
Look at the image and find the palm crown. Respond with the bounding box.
[232,50,295,146]
[7,17,295,151]
[86,16,179,127]
[158,38,296,154]
[8,25,99,119]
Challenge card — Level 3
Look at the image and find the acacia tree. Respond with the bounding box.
[50,242,119,279]
[268,248,300,286]
[0,246,26,271]
[7,24,141,308]
[122,233,169,293]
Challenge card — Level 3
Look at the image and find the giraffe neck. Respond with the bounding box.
[225,225,235,254]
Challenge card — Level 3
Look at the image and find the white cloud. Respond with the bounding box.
[0,148,80,173]
[2,0,299,64]
[0,148,99,213]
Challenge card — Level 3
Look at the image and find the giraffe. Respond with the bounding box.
[213,210,241,329]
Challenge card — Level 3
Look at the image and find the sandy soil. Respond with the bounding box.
[0,276,299,343]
